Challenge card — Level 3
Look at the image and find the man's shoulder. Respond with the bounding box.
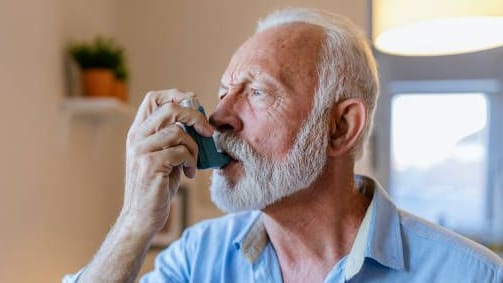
[398,209,503,272]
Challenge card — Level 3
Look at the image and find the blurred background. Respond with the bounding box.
[0,0,501,282]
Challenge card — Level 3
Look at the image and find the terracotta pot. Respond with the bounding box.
[112,80,128,102]
[81,68,114,97]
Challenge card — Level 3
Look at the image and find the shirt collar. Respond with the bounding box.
[232,175,405,278]
[233,211,267,263]
[344,190,375,279]
[233,212,268,263]
[344,175,405,280]
[366,175,406,270]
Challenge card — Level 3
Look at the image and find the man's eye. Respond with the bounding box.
[218,88,227,100]
[251,89,264,96]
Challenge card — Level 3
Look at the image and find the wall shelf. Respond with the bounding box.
[62,97,135,118]
[59,97,135,150]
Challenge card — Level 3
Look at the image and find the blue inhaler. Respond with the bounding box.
[180,98,231,170]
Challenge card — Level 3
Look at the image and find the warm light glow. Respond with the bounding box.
[373,0,503,56]
[376,17,503,56]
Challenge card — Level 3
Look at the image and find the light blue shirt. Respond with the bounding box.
[64,175,503,282]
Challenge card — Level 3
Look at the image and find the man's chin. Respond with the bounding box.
[209,172,268,213]
[210,171,235,212]
[214,160,243,188]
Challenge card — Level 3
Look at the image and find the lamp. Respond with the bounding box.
[372,0,503,56]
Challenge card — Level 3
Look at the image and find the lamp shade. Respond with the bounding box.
[372,0,503,56]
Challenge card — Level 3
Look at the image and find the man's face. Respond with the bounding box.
[209,23,329,212]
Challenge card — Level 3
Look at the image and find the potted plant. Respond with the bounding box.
[112,61,129,102]
[69,36,125,98]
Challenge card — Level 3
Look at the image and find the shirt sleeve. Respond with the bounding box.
[140,228,194,283]
[61,268,85,283]
[61,238,192,283]
[62,226,200,283]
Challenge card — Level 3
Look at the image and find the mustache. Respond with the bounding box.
[214,131,260,162]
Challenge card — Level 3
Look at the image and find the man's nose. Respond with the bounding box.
[209,94,243,133]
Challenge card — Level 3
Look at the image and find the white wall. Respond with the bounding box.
[0,1,369,282]
[0,0,128,282]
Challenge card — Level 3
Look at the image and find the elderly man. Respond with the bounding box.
[64,8,503,283]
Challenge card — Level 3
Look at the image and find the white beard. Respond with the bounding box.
[210,106,329,213]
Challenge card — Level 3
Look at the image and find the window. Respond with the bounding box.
[372,78,503,244]
[373,47,503,249]
[390,93,488,232]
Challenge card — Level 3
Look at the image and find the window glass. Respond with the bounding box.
[391,93,488,232]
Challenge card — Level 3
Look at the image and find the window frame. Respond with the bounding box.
[373,78,503,241]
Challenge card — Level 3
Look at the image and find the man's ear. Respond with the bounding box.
[328,98,367,157]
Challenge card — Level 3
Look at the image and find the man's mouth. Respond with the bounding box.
[221,151,240,169]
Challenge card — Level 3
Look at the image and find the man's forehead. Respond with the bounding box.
[252,22,324,48]
[221,23,324,89]
[231,22,324,63]
[221,68,259,84]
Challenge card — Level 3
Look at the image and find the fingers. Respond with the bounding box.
[136,102,214,139]
[183,166,196,179]
[128,88,211,180]
[133,124,198,160]
[163,145,196,170]
[131,89,195,130]
[149,145,196,174]
[122,89,200,234]
[131,125,198,179]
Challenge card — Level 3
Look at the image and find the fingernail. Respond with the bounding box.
[189,167,196,178]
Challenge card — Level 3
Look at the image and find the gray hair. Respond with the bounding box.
[257,8,379,159]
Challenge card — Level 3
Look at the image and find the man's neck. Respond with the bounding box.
[261,158,371,282]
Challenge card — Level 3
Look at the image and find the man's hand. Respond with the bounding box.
[121,89,214,235]
[77,89,213,283]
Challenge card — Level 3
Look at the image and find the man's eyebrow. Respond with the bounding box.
[220,70,282,90]
[257,73,280,86]
[219,82,228,89]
